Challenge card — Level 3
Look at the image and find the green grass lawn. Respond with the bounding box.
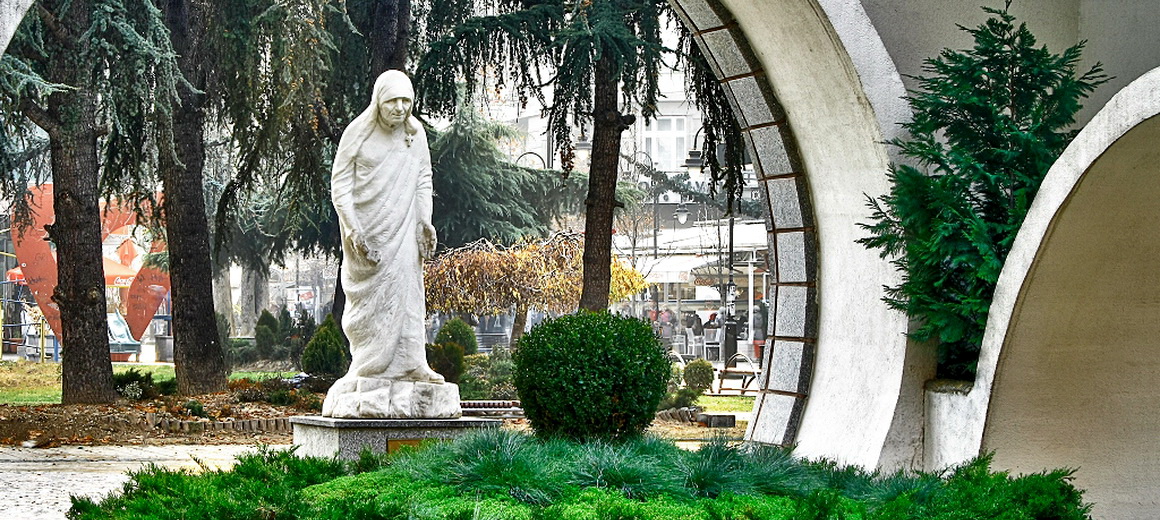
[698,395,755,413]
[0,360,297,405]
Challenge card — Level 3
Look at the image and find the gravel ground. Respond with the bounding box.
[0,444,279,520]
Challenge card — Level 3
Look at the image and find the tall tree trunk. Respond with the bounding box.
[368,0,409,73]
[510,304,528,346]
[161,0,228,394]
[237,266,268,335]
[212,265,234,332]
[41,3,117,402]
[578,55,628,311]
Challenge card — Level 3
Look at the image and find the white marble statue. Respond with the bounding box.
[322,70,460,419]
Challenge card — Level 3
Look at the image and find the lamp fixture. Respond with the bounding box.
[674,203,690,225]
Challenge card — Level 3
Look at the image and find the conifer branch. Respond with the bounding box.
[19,98,60,136]
[36,5,75,49]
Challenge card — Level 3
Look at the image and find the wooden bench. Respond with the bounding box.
[715,352,761,395]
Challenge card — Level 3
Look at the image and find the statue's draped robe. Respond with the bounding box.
[333,130,433,381]
[321,70,458,418]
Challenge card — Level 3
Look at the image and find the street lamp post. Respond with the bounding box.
[630,151,660,324]
[684,128,738,366]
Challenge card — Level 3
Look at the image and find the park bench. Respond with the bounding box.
[715,352,761,395]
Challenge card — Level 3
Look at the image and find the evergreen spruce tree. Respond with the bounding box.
[0,0,182,403]
[859,2,1107,379]
[430,108,586,248]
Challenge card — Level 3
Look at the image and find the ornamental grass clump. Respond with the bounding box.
[513,311,670,441]
[70,433,1092,519]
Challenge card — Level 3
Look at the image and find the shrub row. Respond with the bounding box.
[70,431,1092,519]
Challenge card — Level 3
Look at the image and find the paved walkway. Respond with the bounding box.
[0,444,273,520]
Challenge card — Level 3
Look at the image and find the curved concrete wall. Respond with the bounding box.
[674,0,912,468]
[975,67,1160,520]
[0,0,35,57]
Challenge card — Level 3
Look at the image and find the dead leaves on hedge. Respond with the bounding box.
[425,233,646,315]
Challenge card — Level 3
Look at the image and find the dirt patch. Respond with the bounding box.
[0,392,300,447]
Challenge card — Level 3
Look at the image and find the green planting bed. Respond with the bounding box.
[70,430,1091,519]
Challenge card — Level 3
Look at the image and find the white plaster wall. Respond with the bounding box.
[862,0,1160,127]
[862,0,1080,106]
[721,0,909,468]
[0,0,35,57]
[1076,0,1160,123]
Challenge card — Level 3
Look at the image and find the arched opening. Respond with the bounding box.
[978,68,1160,519]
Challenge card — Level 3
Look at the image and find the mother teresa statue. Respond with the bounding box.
[322,70,460,419]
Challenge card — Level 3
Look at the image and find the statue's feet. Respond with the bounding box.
[395,366,445,384]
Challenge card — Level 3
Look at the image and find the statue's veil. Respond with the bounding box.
[333,70,423,175]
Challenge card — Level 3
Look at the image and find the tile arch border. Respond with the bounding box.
[669,0,820,447]
[668,0,915,465]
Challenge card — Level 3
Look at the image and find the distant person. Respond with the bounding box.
[686,311,704,335]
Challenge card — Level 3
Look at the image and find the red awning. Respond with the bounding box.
[5,256,138,288]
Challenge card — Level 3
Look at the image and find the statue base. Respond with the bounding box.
[322,377,462,418]
[290,416,501,459]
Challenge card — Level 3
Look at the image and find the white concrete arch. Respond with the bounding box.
[963,66,1160,520]
[0,0,35,57]
[672,0,913,468]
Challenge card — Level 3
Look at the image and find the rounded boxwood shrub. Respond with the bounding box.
[301,314,350,378]
[513,311,669,441]
[425,342,466,383]
[683,359,715,393]
[435,318,478,355]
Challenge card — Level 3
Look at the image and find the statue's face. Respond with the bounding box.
[379,96,412,128]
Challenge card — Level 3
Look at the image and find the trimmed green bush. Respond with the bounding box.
[112,368,157,400]
[658,387,701,411]
[460,349,519,400]
[224,338,257,368]
[683,359,714,393]
[254,324,277,360]
[435,317,478,355]
[257,309,280,338]
[425,342,466,383]
[301,315,350,378]
[513,311,669,441]
[460,353,492,399]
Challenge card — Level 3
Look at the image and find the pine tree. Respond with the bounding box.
[156,0,228,394]
[0,0,182,403]
[859,2,1107,379]
[415,0,665,311]
[415,0,745,311]
[430,108,583,248]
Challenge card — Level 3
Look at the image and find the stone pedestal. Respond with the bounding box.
[290,416,500,460]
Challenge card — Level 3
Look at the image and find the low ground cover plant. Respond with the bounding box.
[69,430,1092,519]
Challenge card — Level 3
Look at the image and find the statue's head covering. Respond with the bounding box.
[370,70,422,136]
[334,71,422,168]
